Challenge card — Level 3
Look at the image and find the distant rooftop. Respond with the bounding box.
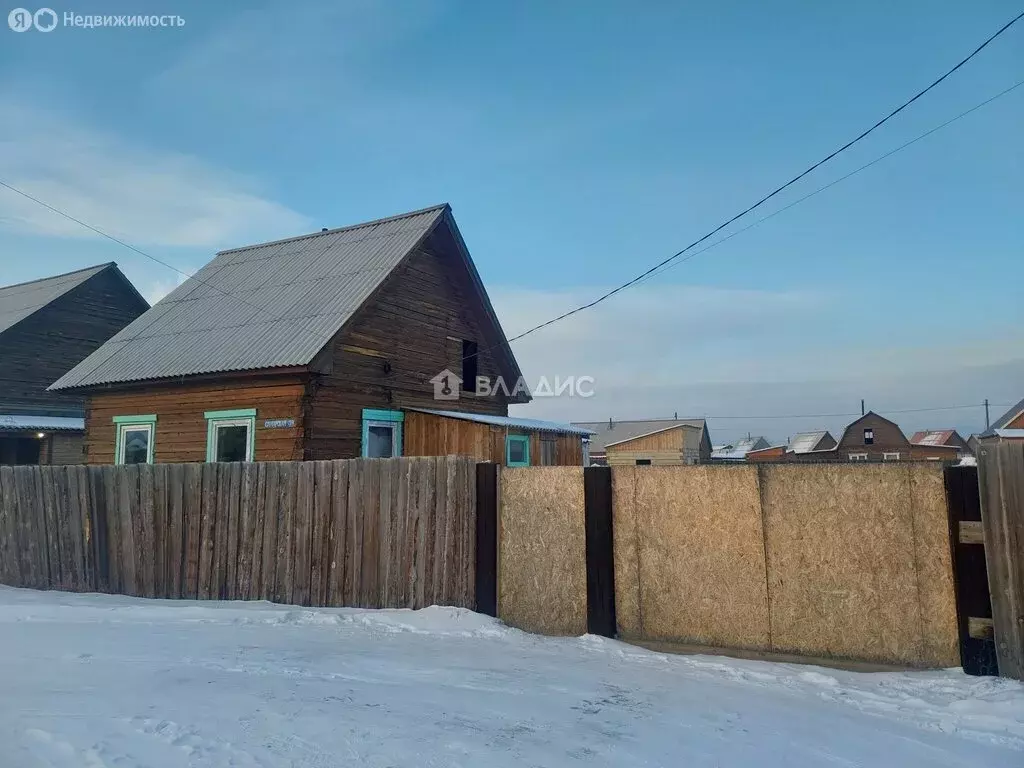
[572,418,707,452]
[0,263,112,337]
[411,409,593,436]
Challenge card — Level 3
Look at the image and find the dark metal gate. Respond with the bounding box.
[944,466,998,676]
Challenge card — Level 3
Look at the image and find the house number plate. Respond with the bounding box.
[263,418,295,429]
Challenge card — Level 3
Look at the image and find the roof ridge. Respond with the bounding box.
[216,203,450,256]
[0,262,114,292]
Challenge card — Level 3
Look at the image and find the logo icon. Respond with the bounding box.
[8,7,56,31]
[33,7,56,31]
[429,369,462,401]
[8,7,31,30]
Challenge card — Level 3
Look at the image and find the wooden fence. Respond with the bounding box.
[977,440,1024,680]
[0,457,478,610]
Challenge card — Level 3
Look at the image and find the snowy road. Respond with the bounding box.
[0,587,1021,767]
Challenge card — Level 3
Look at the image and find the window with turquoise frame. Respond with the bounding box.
[205,408,256,462]
[361,409,403,458]
[505,434,530,466]
[113,414,156,464]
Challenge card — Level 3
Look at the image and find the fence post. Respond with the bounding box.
[475,462,498,616]
[584,465,616,637]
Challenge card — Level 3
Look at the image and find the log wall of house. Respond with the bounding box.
[403,410,583,465]
[83,375,307,464]
[0,268,148,417]
[605,426,705,466]
[305,237,517,460]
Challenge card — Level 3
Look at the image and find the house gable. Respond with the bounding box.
[836,412,910,458]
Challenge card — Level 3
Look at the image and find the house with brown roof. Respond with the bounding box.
[0,263,148,465]
[572,418,712,466]
[49,205,587,467]
[977,397,1024,444]
[746,430,836,463]
[908,429,970,460]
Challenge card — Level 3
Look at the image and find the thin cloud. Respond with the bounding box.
[0,104,310,249]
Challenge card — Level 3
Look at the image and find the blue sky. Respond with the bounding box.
[1,1,1022,443]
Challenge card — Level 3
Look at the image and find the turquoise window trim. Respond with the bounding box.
[203,408,257,420]
[112,415,157,464]
[505,434,530,467]
[205,409,256,462]
[361,408,404,457]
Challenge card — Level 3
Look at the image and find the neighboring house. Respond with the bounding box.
[908,429,970,461]
[744,444,787,462]
[0,264,148,466]
[834,412,912,462]
[50,205,585,467]
[710,436,770,462]
[572,418,712,466]
[746,430,837,463]
[977,397,1024,443]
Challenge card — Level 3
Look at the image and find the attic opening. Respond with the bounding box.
[864,428,874,445]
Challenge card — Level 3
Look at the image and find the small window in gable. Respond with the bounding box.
[863,428,874,445]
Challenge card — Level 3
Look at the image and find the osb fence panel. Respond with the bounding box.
[761,463,958,667]
[978,441,1024,680]
[499,466,587,636]
[613,465,770,649]
[0,457,476,610]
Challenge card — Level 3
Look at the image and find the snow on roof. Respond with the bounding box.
[787,431,830,454]
[0,414,85,431]
[910,430,955,446]
[408,409,594,436]
[711,436,770,460]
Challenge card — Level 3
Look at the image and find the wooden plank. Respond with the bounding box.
[360,459,381,608]
[327,460,349,606]
[345,460,365,606]
[429,457,447,605]
[441,457,459,603]
[182,463,203,599]
[166,464,185,598]
[73,466,95,592]
[101,466,119,593]
[236,462,257,600]
[461,457,476,607]
[210,463,229,600]
[138,463,156,598]
[293,461,315,606]
[959,520,985,545]
[413,458,436,609]
[378,458,397,608]
[475,462,498,616]
[198,463,218,600]
[260,462,280,601]
[151,464,168,597]
[249,463,267,600]
[88,466,109,592]
[225,462,243,600]
[0,466,20,586]
[119,465,139,596]
[275,462,298,604]
[38,467,58,589]
[393,459,412,608]
[969,617,995,640]
[63,466,83,590]
[310,461,333,606]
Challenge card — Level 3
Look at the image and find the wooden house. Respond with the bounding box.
[50,205,588,466]
[908,429,971,461]
[832,412,912,462]
[0,263,148,465]
[977,397,1024,444]
[572,418,712,466]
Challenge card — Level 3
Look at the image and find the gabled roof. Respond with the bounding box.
[909,429,960,447]
[0,263,114,337]
[572,418,706,453]
[982,397,1024,436]
[786,430,836,454]
[50,205,520,391]
[837,411,907,446]
[409,409,594,437]
[711,436,770,460]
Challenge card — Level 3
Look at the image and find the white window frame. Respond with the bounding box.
[848,452,869,461]
[882,452,901,461]
[113,415,156,465]
[205,409,256,463]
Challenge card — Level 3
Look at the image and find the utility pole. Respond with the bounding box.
[985,399,990,430]
[860,399,865,416]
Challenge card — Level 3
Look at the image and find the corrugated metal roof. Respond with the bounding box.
[50,206,449,390]
[572,419,706,452]
[711,436,770,460]
[786,430,833,454]
[0,263,111,337]
[909,430,955,446]
[983,397,1024,435]
[994,429,1024,439]
[410,408,594,436]
[0,414,84,431]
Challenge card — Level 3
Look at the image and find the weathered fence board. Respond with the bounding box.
[0,458,477,612]
[978,441,1024,680]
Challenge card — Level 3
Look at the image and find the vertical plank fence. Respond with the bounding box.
[977,440,1024,680]
[0,457,478,610]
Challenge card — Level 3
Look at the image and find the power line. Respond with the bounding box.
[700,403,1012,420]
[500,11,1024,347]
[636,77,1024,287]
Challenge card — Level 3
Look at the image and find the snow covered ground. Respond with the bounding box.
[1,587,1021,767]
